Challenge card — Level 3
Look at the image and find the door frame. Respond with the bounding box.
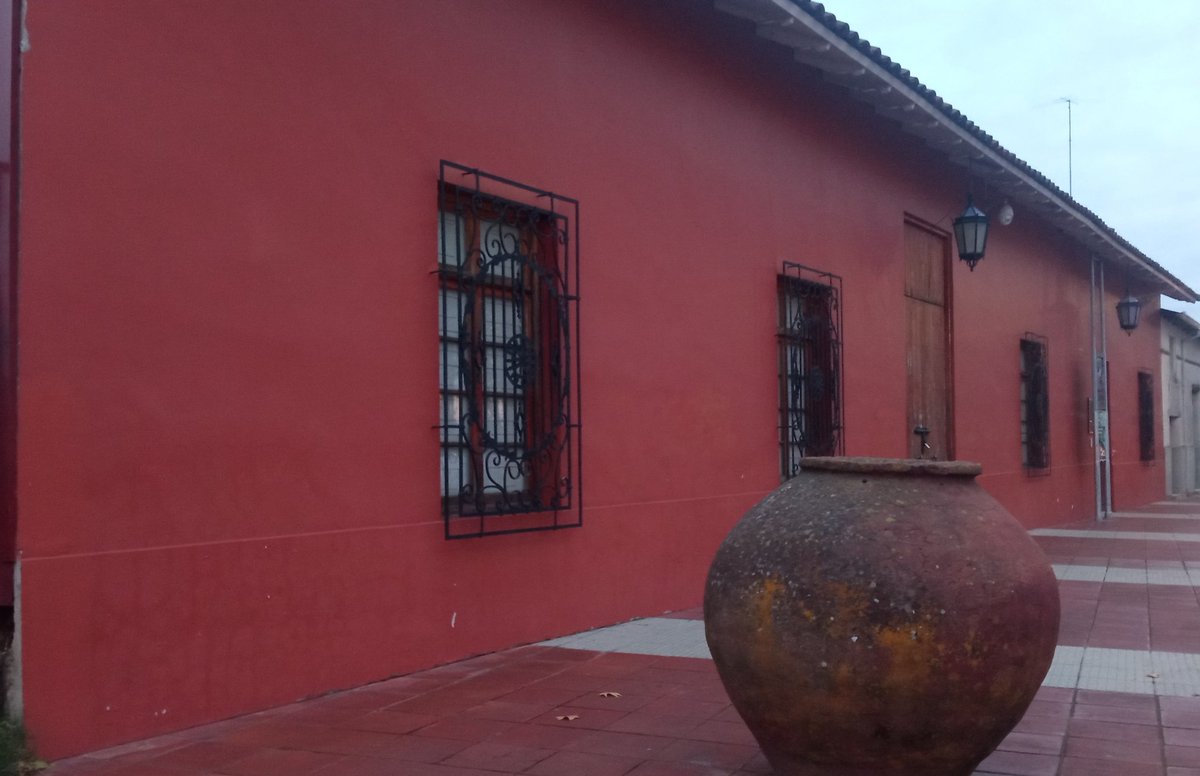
[903,215,956,460]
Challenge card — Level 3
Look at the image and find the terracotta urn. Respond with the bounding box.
[704,457,1059,776]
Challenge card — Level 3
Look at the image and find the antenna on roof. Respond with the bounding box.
[1056,97,1074,196]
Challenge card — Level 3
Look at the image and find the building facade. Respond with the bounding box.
[5,0,1195,759]
[1162,310,1200,496]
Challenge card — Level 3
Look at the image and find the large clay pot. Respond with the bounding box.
[704,457,1059,776]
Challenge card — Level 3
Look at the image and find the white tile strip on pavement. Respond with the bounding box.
[542,617,1200,698]
[1052,562,1200,587]
[1043,646,1200,698]
[540,617,712,659]
[1031,528,1200,542]
[1108,511,1200,521]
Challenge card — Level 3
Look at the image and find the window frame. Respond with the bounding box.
[437,161,581,539]
[1019,334,1050,472]
[777,262,844,480]
[1138,370,1155,462]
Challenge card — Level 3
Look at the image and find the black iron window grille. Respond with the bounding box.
[1019,334,1050,471]
[1138,370,1155,462]
[778,262,843,480]
[437,161,581,539]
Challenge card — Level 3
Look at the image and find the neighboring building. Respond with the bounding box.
[1161,309,1200,495]
[1,0,1194,759]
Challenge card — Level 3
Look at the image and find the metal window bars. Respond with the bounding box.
[778,262,844,480]
[1019,334,1050,471]
[437,161,581,539]
[1138,370,1155,462]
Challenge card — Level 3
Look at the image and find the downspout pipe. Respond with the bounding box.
[1091,258,1102,521]
[1100,261,1113,518]
[1091,256,1114,522]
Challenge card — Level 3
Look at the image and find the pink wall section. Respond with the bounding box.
[17,0,1165,758]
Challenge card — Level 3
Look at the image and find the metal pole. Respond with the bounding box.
[1066,98,1073,197]
[1100,262,1113,517]
[1091,257,1103,521]
[1057,97,1075,197]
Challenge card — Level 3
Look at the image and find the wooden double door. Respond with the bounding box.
[904,221,954,460]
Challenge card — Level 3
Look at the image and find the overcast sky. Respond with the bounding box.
[826,0,1200,319]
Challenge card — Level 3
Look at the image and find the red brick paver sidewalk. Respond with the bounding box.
[45,637,770,776]
[42,498,1200,776]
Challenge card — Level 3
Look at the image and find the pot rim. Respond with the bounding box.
[799,456,982,477]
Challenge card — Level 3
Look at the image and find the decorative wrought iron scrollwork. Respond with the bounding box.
[778,263,843,479]
[503,334,536,390]
[438,161,581,538]
[1020,335,1050,471]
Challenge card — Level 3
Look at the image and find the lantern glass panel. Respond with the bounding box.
[953,201,989,265]
[1116,296,1141,331]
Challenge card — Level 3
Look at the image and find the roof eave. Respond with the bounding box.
[1162,309,1200,335]
[711,0,1197,303]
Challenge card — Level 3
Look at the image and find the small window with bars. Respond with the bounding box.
[1138,370,1155,461]
[778,262,843,479]
[1019,335,1050,471]
[437,161,580,539]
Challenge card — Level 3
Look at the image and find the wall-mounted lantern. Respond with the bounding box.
[1116,293,1142,334]
[953,195,989,271]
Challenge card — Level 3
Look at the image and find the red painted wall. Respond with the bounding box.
[1107,294,1165,509]
[0,0,15,606]
[16,0,1165,757]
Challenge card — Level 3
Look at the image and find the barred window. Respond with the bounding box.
[1019,335,1049,470]
[437,161,580,539]
[1138,370,1155,461]
[778,263,843,479]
